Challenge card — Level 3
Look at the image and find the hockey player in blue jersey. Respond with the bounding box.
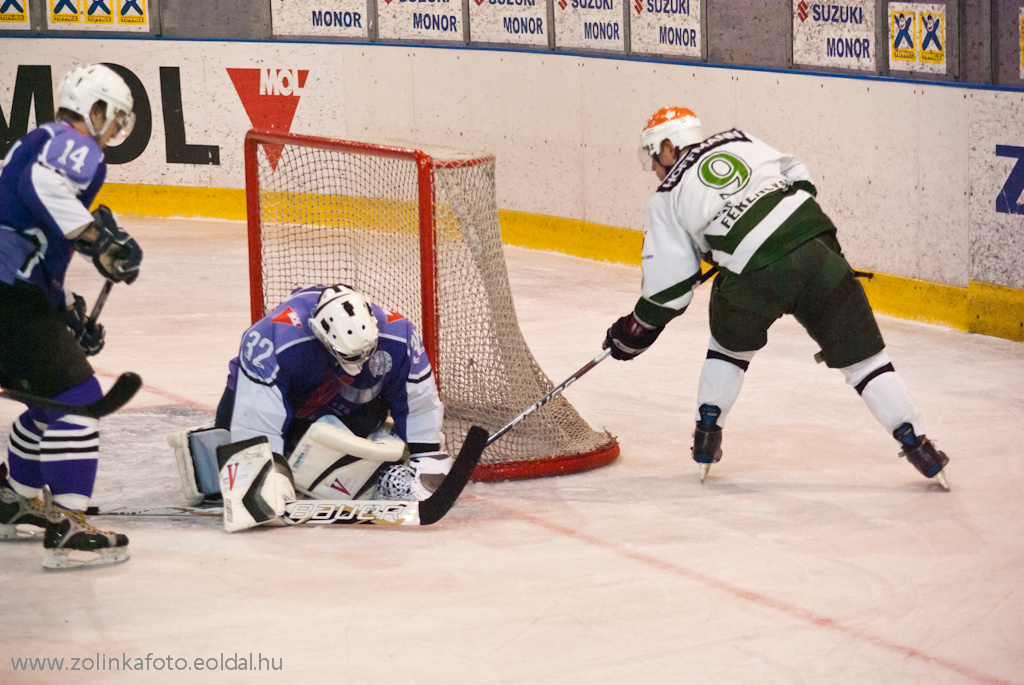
[172,284,452,531]
[0,64,143,569]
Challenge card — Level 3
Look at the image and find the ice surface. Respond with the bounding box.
[1,217,1022,684]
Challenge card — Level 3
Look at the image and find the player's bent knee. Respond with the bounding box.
[839,350,893,394]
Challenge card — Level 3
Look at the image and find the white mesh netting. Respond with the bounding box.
[247,134,617,480]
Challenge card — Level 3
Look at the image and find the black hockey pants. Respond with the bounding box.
[708,232,885,369]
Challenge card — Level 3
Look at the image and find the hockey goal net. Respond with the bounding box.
[243,130,618,481]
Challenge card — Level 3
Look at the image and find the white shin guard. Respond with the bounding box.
[841,351,925,435]
[695,337,754,426]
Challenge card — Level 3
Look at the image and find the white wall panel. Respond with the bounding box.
[1,37,1019,288]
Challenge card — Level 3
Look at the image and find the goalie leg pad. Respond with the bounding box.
[216,438,295,533]
[168,426,230,505]
[289,419,407,500]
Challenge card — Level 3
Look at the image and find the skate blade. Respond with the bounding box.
[0,523,44,542]
[43,547,130,571]
[699,463,710,484]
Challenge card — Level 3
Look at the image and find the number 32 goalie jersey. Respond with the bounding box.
[637,129,832,327]
[225,286,444,455]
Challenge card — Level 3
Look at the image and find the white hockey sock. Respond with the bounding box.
[841,352,925,436]
[695,338,754,426]
[6,413,46,499]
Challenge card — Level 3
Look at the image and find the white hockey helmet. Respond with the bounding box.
[57,64,135,145]
[310,285,379,375]
[638,106,703,170]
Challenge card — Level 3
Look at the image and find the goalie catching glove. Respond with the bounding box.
[73,205,143,284]
[604,313,664,361]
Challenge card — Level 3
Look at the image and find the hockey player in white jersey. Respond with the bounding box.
[603,106,950,487]
[172,284,452,531]
[0,64,142,569]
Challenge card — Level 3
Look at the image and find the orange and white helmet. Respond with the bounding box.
[638,106,703,170]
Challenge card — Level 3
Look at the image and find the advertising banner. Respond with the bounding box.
[272,0,370,39]
[888,2,945,74]
[792,0,876,71]
[46,0,151,32]
[378,0,463,42]
[553,0,624,52]
[0,0,31,30]
[0,40,344,188]
[630,0,700,59]
[469,0,549,47]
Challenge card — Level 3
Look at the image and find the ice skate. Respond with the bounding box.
[0,463,47,541]
[894,423,950,490]
[42,486,130,570]
[692,404,723,484]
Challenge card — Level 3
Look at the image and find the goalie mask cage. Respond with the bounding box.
[243,130,619,481]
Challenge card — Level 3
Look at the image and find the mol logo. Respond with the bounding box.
[227,67,308,170]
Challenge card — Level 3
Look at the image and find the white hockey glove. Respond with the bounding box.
[377,451,454,501]
[408,451,454,495]
[217,437,295,533]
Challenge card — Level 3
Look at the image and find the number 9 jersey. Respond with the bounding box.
[636,129,832,328]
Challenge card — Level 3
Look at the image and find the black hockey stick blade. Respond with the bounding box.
[0,372,142,418]
[418,425,489,525]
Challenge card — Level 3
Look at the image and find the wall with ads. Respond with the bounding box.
[0,37,1022,338]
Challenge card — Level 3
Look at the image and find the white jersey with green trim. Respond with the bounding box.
[637,129,818,324]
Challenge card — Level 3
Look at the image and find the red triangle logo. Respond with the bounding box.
[227,68,309,170]
[272,307,303,327]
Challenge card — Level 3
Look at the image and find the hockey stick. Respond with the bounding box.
[280,349,612,523]
[0,372,142,419]
[98,425,489,524]
[489,348,612,445]
[0,279,142,417]
[98,348,614,523]
[88,279,115,326]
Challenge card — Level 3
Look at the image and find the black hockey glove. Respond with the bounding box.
[76,206,143,285]
[62,293,106,356]
[603,313,663,361]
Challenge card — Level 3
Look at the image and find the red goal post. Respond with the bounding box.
[243,129,619,481]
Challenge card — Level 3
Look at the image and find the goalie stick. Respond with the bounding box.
[98,342,619,524]
[97,426,489,525]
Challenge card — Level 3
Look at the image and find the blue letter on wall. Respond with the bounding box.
[995,145,1024,215]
